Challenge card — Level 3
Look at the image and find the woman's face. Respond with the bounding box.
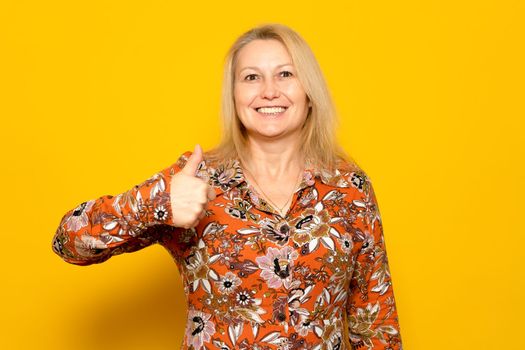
[233,39,310,142]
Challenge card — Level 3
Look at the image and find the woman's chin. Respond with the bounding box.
[247,127,296,140]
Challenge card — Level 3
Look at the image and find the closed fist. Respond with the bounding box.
[170,144,216,229]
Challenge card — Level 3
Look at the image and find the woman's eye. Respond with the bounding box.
[244,74,258,81]
[280,71,293,78]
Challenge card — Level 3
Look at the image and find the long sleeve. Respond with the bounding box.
[51,154,188,266]
[346,174,403,349]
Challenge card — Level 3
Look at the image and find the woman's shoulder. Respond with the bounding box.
[313,156,369,189]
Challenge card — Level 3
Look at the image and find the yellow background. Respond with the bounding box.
[1,0,523,349]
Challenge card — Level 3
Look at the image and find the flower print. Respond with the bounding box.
[288,286,314,330]
[153,205,168,221]
[73,233,108,258]
[350,172,365,191]
[294,315,319,337]
[185,248,209,280]
[276,338,291,350]
[321,319,344,350]
[347,301,400,349]
[289,207,331,245]
[65,200,95,231]
[259,217,292,246]
[231,289,266,324]
[353,190,380,230]
[52,235,64,255]
[256,246,299,289]
[338,232,354,254]
[317,168,351,188]
[248,189,261,206]
[178,226,197,244]
[215,271,242,294]
[302,170,316,187]
[337,205,358,231]
[228,259,259,279]
[183,239,212,293]
[297,187,318,208]
[245,184,275,213]
[209,159,243,191]
[360,231,375,255]
[225,198,259,222]
[185,309,216,350]
[235,288,258,307]
[52,151,402,349]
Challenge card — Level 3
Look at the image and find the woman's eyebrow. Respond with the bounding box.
[238,63,293,74]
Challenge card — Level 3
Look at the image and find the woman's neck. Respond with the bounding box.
[243,135,305,180]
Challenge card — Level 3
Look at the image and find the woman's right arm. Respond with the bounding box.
[52,146,213,266]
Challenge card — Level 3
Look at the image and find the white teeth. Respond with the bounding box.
[256,106,287,114]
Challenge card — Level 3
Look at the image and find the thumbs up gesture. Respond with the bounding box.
[170,144,216,229]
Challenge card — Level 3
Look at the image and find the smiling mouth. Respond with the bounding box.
[254,106,288,116]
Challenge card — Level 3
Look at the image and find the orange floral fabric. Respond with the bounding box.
[52,151,403,350]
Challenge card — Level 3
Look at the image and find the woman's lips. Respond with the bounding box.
[254,106,288,117]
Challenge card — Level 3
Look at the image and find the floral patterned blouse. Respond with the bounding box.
[52,150,403,350]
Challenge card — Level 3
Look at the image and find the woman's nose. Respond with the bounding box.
[260,78,280,99]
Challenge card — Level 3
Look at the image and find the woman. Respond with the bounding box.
[52,23,403,350]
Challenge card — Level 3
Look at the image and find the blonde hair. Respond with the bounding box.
[207,23,357,171]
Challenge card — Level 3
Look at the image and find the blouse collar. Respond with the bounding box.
[178,151,363,197]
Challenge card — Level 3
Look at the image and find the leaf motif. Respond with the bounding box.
[322,288,331,304]
[150,182,159,199]
[372,266,387,286]
[133,190,142,212]
[295,308,310,316]
[368,302,380,322]
[113,235,124,243]
[260,331,280,343]
[101,233,124,244]
[270,336,286,345]
[313,325,323,337]
[329,217,343,225]
[201,279,212,293]
[212,340,230,350]
[228,326,236,347]
[209,254,221,264]
[112,194,122,215]
[371,281,390,295]
[308,238,319,252]
[203,221,227,237]
[302,285,314,300]
[333,290,347,304]
[314,201,324,212]
[378,324,399,335]
[237,227,259,235]
[103,221,118,231]
[328,226,341,237]
[157,176,166,192]
[321,236,335,250]
[228,322,243,345]
[208,269,219,281]
[192,280,199,292]
[236,308,265,323]
[352,199,366,208]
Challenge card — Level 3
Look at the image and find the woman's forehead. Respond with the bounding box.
[235,39,293,72]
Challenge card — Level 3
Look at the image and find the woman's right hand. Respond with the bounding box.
[170,144,216,229]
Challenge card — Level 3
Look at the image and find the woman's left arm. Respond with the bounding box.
[345,173,403,349]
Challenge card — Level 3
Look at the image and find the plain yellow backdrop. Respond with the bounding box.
[1,0,523,349]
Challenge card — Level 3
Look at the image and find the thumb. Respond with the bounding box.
[181,144,203,176]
